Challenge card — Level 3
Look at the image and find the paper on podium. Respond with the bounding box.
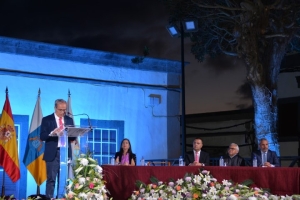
[65,126,91,137]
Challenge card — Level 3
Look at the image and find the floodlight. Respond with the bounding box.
[166,25,180,37]
[183,19,198,32]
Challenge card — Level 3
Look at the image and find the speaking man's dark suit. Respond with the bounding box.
[40,113,75,198]
[252,150,280,167]
[185,150,210,166]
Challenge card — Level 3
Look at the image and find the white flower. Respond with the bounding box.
[208,186,217,195]
[201,182,208,190]
[193,175,202,184]
[78,192,87,199]
[203,174,211,184]
[96,165,103,173]
[222,179,232,187]
[248,197,257,200]
[260,195,269,200]
[176,178,184,185]
[227,194,238,200]
[140,188,145,193]
[215,183,221,189]
[269,195,279,200]
[80,158,89,166]
[78,177,86,184]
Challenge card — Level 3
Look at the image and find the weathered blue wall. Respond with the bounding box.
[0,36,182,198]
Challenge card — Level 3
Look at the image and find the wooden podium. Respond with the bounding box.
[57,126,91,198]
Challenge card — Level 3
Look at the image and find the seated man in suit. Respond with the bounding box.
[252,138,280,167]
[223,143,245,166]
[185,138,210,166]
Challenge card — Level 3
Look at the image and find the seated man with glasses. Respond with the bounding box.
[223,143,246,166]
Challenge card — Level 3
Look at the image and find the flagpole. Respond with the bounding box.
[36,89,41,197]
[1,88,8,197]
[1,170,4,197]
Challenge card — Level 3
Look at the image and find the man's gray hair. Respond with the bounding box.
[230,143,239,152]
[55,99,67,107]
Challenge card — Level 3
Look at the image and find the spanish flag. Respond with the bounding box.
[0,88,20,182]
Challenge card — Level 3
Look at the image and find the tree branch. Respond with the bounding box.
[294,34,300,39]
[264,34,289,38]
[219,45,238,56]
[192,0,244,11]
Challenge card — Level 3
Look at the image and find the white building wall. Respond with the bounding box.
[0,36,181,198]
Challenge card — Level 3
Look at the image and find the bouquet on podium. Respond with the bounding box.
[65,152,111,200]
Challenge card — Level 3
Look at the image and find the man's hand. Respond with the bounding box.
[50,127,64,136]
[190,161,203,166]
[263,162,272,167]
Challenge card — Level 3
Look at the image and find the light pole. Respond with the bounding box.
[166,19,198,158]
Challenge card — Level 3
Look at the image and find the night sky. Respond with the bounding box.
[0,0,252,114]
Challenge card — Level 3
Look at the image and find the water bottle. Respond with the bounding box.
[179,156,184,166]
[253,155,257,167]
[140,156,145,166]
[219,156,224,166]
[110,156,115,165]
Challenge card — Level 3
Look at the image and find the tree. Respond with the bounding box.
[163,0,300,155]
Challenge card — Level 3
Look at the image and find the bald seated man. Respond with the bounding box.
[185,138,210,166]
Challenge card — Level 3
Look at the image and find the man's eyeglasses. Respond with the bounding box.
[56,108,66,112]
[228,148,236,150]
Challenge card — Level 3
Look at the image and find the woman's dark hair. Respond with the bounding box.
[119,138,133,154]
[116,138,136,165]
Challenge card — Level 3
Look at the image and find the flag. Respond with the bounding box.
[67,89,79,179]
[22,89,47,185]
[0,88,20,182]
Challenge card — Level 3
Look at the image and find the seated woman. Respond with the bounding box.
[115,138,136,166]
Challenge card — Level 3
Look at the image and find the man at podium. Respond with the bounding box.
[40,99,76,199]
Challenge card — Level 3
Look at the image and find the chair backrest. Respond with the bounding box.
[147,161,171,166]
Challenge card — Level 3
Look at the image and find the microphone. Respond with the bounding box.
[67,112,92,130]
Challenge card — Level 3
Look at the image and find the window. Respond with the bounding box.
[80,119,124,165]
[88,128,118,164]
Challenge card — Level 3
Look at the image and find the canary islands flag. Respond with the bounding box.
[0,88,20,182]
[22,89,47,185]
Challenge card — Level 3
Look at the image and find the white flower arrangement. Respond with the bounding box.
[65,153,112,200]
[129,169,300,200]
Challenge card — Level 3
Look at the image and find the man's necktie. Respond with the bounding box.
[195,152,199,162]
[263,152,267,164]
[59,117,65,146]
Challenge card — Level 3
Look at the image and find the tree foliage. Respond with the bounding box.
[163,0,300,80]
[162,0,300,153]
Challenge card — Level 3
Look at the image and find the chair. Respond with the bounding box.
[147,161,171,166]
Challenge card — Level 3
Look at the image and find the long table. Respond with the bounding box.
[101,165,300,200]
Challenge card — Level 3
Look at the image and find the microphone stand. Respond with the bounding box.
[67,112,92,131]
[67,112,92,154]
